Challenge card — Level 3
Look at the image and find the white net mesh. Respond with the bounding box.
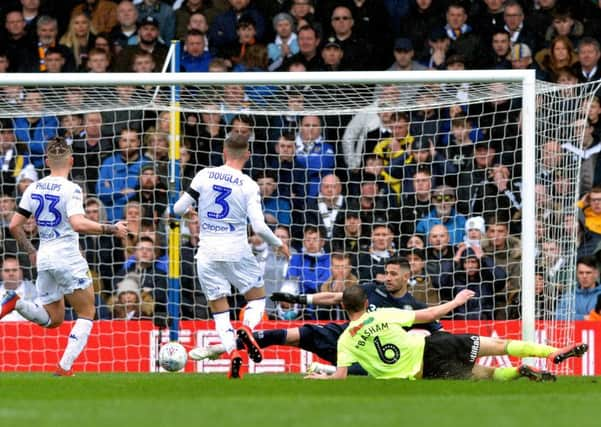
[0,73,597,373]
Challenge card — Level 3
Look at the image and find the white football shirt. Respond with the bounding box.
[18,176,86,270]
[189,165,264,260]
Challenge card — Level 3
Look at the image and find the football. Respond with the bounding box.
[159,342,188,372]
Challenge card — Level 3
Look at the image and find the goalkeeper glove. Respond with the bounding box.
[270,292,308,305]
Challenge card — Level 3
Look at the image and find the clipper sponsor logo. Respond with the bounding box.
[202,222,235,232]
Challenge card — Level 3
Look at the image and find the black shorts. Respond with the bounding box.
[422,332,480,379]
[298,322,348,365]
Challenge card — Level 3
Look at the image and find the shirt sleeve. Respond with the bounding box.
[246,180,283,247]
[17,184,34,216]
[66,183,85,217]
[336,333,356,368]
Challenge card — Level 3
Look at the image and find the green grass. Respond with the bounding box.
[0,374,599,427]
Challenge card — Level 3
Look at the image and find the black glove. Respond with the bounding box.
[270,292,307,305]
[595,293,601,313]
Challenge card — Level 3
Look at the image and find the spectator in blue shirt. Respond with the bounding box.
[294,114,335,199]
[181,29,212,72]
[255,169,292,227]
[557,256,601,320]
[417,184,466,246]
[287,225,331,297]
[96,128,149,222]
[13,90,58,169]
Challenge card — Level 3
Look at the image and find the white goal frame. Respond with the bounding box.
[0,70,538,342]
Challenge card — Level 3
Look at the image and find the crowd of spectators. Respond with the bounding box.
[2,0,601,323]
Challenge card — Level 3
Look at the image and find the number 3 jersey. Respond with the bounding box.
[188,165,264,261]
[18,176,86,270]
[337,308,426,380]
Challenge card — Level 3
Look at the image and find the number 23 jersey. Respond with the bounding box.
[18,176,86,270]
[189,165,263,261]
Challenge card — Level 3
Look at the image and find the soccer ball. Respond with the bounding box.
[159,342,188,372]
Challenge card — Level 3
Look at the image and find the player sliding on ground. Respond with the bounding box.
[0,138,128,375]
[173,133,289,379]
[305,285,588,381]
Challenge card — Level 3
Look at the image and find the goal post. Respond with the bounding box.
[0,69,593,373]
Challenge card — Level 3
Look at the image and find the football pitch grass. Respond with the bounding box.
[0,374,599,427]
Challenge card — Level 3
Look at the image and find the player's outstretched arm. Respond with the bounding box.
[305,366,348,380]
[69,214,128,238]
[9,212,37,265]
[271,291,343,306]
[413,289,475,324]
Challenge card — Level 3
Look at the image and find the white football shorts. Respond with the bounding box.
[196,252,264,301]
[36,259,92,305]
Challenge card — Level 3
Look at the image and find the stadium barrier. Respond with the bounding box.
[0,320,598,375]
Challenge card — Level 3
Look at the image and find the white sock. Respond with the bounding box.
[15,299,51,327]
[243,297,266,330]
[59,318,93,371]
[213,311,237,354]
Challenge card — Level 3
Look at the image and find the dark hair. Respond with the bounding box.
[577,255,598,269]
[253,169,277,181]
[385,256,411,271]
[342,285,367,313]
[279,130,296,141]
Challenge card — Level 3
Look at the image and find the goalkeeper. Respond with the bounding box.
[189,257,444,374]
[305,285,588,381]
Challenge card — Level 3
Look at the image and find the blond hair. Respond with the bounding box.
[46,138,72,167]
[224,133,249,158]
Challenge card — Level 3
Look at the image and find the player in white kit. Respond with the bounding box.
[173,133,290,379]
[0,138,127,375]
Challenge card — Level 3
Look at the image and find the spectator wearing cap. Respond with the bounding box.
[321,37,346,71]
[113,15,168,72]
[443,2,484,69]
[181,29,213,72]
[267,12,298,71]
[136,0,175,43]
[399,0,445,64]
[416,185,466,246]
[422,27,451,69]
[326,5,371,70]
[109,0,139,52]
[502,0,537,53]
[388,37,427,71]
[71,0,118,35]
[573,37,601,83]
[209,0,266,52]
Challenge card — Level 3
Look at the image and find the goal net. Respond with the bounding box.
[0,71,596,374]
